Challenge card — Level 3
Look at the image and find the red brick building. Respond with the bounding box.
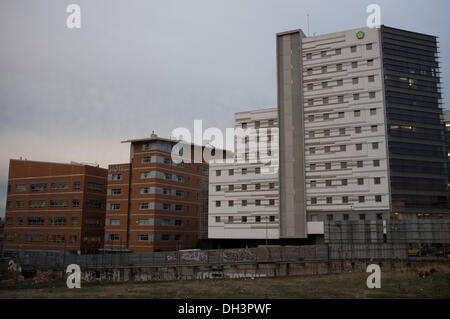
[3,159,108,254]
[104,135,222,253]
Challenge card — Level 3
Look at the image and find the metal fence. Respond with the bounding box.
[2,243,414,271]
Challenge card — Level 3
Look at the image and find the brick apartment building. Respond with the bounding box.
[104,134,224,253]
[3,159,108,255]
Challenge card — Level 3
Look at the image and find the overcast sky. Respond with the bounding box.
[0,0,449,217]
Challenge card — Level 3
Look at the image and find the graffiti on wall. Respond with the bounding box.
[221,249,256,262]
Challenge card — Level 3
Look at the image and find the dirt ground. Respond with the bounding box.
[0,262,449,299]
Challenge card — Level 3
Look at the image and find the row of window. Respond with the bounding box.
[215,182,276,192]
[306,75,376,92]
[6,198,102,209]
[215,199,276,207]
[307,108,378,122]
[310,195,383,204]
[215,215,276,223]
[216,167,267,177]
[7,180,96,193]
[108,202,196,213]
[5,215,80,226]
[106,234,183,242]
[309,159,381,171]
[308,125,380,138]
[106,218,186,226]
[137,156,209,173]
[5,233,100,243]
[241,119,275,129]
[309,177,382,187]
[311,213,383,222]
[305,43,374,60]
[308,142,380,155]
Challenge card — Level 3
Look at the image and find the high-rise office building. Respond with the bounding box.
[210,25,447,242]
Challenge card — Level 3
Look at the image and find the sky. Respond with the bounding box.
[0,0,449,217]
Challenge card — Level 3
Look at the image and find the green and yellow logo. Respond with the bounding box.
[356,31,365,39]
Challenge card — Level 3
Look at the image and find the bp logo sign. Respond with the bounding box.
[356,31,365,39]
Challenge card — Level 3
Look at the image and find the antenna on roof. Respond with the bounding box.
[307,14,310,36]
[151,130,157,138]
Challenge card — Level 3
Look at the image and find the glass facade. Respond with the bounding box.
[381,26,448,213]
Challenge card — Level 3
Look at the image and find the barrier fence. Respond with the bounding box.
[1,243,417,271]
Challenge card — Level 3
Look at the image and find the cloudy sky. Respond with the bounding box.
[0,0,449,217]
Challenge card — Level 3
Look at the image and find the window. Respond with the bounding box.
[373,160,380,167]
[255,216,261,223]
[353,93,360,101]
[355,126,362,134]
[376,214,383,220]
[111,174,122,181]
[215,216,221,223]
[177,175,184,183]
[216,185,221,192]
[137,218,151,225]
[87,181,104,192]
[352,77,359,85]
[368,75,375,82]
[242,168,247,175]
[321,51,326,58]
[311,197,317,204]
[241,216,247,223]
[374,177,381,185]
[306,53,312,60]
[324,146,331,153]
[27,216,44,226]
[17,216,23,225]
[359,214,366,220]
[310,164,316,171]
[108,219,120,226]
[308,115,314,122]
[216,201,221,207]
[107,234,120,241]
[255,167,261,174]
[338,112,345,119]
[358,196,365,203]
[242,122,247,129]
[366,43,373,50]
[338,95,344,103]
[137,234,149,241]
[109,203,120,210]
[111,188,122,195]
[269,199,275,206]
[26,233,44,242]
[336,63,342,71]
[343,214,349,220]
[306,68,312,75]
[161,235,170,241]
[5,217,13,225]
[310,181,316,188]
[352,61,358,68]
[327,214,333,221]
[372,142,379,150]
[325,162,331,170]
[141,156,151,163]
[375,195,382,203]
[341,162,347,169]
[87,199,102,208]
[342,196,349,204]
[369,91,376,99]
[73,181,81,190]
[307,99,314,106]
[335,48,341,55]
[48,216,66,226]
[229,184,234,191]
[307,83,313,90]
[30,183,46,192]
[228,216,234,223]
[327,197,333,204]
[255,200,261,206]
[357,161,363,168]
[270,216,275,222]
[242,184,247,191]
[72,198,80,208]
[351,45,357,53]
[321,66,327,73]
[336,79,343,87]
[367,59,374,66]
[71,215,79,225]
[326,180,332,187]
[175,205,183,212]
[323,113,329,120]
[342,179,348,186]
[323,97,328,104]
[228,200,234,207]
[370,108,377,115]
[7,200,12,209]
[269,183,275,189]
[324,129,330,137]
[357,178,364,185]
[228,169,234,176]
[255,183,261,190]
[215,170,221,177]
[356,144,362,151]
[139,203,149,210]
[29,199,45,208]
[16,200,25,209]
[310,147,315,155]
[16,183,26,192]
[242,200,247,206]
